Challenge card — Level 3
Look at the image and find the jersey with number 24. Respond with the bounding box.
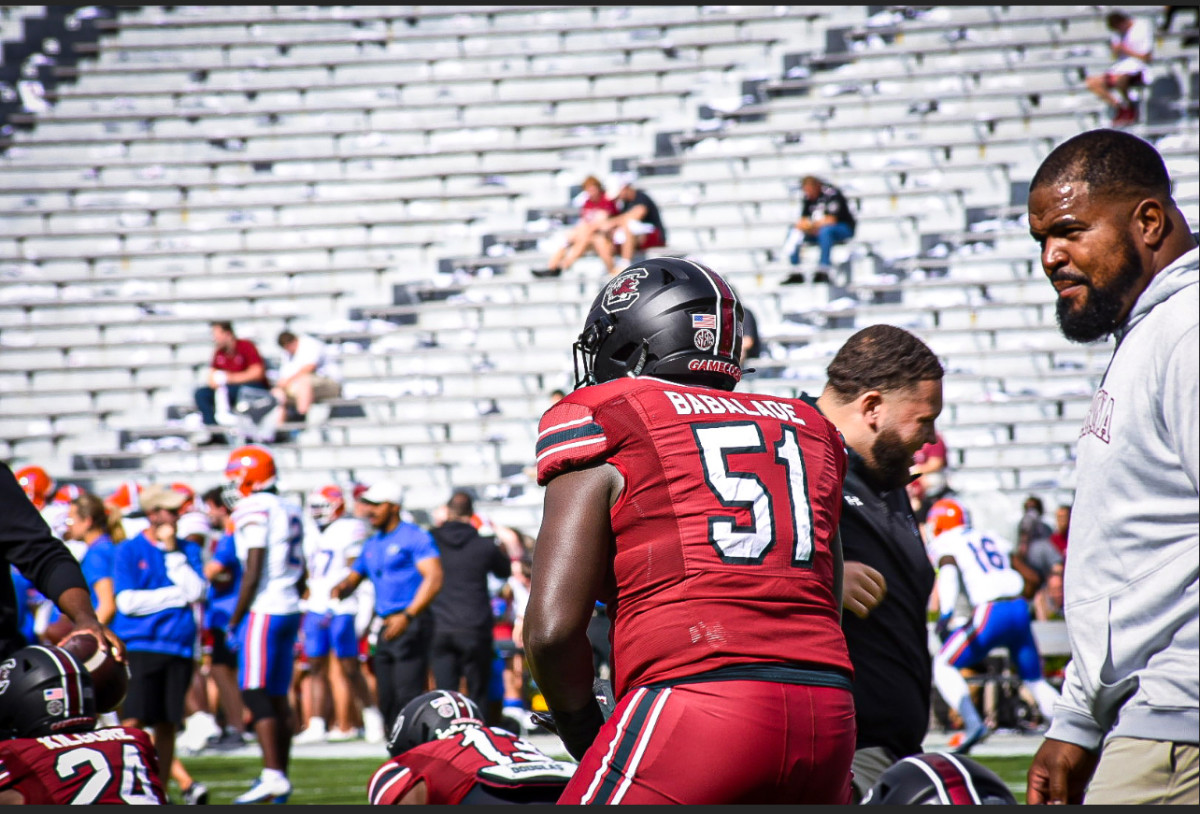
[0,727,166,804]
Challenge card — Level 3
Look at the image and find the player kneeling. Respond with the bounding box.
[0,645,167,804]
[367,690,574,805]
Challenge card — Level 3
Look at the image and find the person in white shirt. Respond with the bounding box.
[223,445,305,804]
[924,498,1060,757]
[271,330,342,427]
[294,484,384,745]
[1085,9,1154,125]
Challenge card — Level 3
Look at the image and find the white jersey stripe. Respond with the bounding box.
[580,687,648,804]
[538,415,595,439]
[610,688,672,804]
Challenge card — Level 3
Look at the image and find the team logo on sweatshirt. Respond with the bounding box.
[1080,388,1114,444]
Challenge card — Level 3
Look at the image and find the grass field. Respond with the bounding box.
[180,753,1034,804]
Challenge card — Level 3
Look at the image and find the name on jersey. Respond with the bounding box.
[36,729,136,750]
[664,391,804,423]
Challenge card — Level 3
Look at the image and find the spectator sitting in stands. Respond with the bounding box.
[782,175,857,285]
[535,175,619,278]
[193,320,269,446]
[1050,504,1071,559]
[1085,10,1153,126]
[602,175,669,276]
[271,330,342,428]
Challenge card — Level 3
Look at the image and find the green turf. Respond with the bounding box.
[177,757,382,805]
[179,752,1034,805]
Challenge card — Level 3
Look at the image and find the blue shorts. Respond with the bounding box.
[302,611,358,660]
[940,597,1043,681]
[238,611,302,696]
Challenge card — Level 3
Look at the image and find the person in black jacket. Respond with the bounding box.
[428,491,512,721]
[801,325,944,802]
[0,462,125,661]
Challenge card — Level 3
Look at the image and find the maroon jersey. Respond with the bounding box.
[0,726,166,805]
[367,726,574,805]
[536,377,852,699]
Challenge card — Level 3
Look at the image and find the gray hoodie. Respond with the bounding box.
[1047,247,1199,751]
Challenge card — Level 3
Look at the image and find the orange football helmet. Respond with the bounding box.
[170,482,196,513]
[307,484,345,528]
[926,497,970,538]
[105,481,144,516]
[15,466,55,510]
[53,484,85,505]
[225,445,277,501]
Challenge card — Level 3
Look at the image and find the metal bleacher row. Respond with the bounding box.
[2,4,1198,536]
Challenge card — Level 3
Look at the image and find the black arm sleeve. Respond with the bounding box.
[0,463,89,604]
[489,541,513,581]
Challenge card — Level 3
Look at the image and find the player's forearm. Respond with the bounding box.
[525,622,596,714]
[229,563,262,629]
[57,586,102,627]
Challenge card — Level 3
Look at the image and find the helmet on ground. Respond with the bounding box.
[572,256,743,391]
[308,484,346,528]
[386,690,483,758]
[169,482,196,513]
[15,466,55,510]
[224,444,277,507]
[105,480,144,516]
[861,752,1016,805]
[0,645,98,739]
[927,497,970,538]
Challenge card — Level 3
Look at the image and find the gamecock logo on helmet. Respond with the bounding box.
[602,269,648,313]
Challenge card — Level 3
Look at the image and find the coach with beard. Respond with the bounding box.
[801,324,945,801]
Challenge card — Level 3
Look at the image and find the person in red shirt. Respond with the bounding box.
[538,175,621,277]
[193,320,269,435]
[366,690,573,804]
[0,645,167,804]
[525,257,856,804]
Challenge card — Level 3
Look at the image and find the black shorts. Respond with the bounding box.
[208,627,238,670]
[123,651,194,726]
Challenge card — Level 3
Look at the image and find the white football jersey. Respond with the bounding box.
[41,504,70,541]
[305,516,369,616]
[929,526,1025,607]
[231,491,304,615]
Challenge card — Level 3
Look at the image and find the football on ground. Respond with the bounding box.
[59,631,130,714]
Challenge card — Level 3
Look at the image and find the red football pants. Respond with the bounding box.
[558,680,856,805]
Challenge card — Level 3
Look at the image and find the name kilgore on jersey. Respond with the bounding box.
[232,491,305,615]
[929,526,1025,605]
[305,516,368,616]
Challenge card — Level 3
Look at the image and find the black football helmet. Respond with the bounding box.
[0,645,98,740]
[572,257,744,391]
[860,752,1017,805]
[386,690,484,757]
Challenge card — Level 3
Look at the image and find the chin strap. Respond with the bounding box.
[626,340,650,377]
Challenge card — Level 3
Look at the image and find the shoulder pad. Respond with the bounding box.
[535,392,614,486]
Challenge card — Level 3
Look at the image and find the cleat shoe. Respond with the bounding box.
[326,727,359,742]
[362,706,386,744]
[182,782,210,805]
[233,774,292,805]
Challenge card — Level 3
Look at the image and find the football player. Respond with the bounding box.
[105,481,150,542]
[0,645,167,804]
[525,257,856,804]
[295,485,380,744]
[925,497,1061,755]
[367,690,574,805]
[222,445,305,804]
[14,466,63,542]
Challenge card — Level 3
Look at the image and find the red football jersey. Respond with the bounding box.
[0,726,167,805]
[367,726,574,805]
[536,377,852,699]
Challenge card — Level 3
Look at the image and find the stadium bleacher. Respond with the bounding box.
[2,3,1197,540]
